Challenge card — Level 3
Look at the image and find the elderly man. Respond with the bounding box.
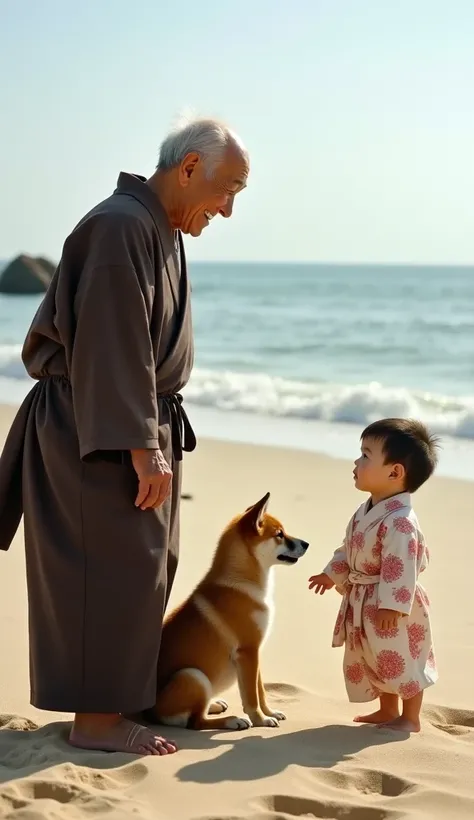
[0,117,249,755]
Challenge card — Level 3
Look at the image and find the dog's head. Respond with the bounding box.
[236,492,309,570]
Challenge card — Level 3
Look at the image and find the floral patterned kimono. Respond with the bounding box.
[324,492,437,702]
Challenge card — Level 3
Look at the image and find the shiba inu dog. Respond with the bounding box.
[147,492,309,730]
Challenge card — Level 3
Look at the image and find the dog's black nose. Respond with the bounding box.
[300,540,309,550]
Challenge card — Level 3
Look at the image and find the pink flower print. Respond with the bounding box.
[351,531,364,551]
[408,538,417,558]
[362,658,383,684]
[381,553,404,583]
[427,648,436,669]
[364,602,398,638]
[346,604,354,627]
[376,650,406,680]
[399,680,421,699]
[353,626,363,647]
[366,584,376,599]
[377,522,388,541]
[331,559,349,576]
[334,608,345,636]
[417,539,425,561]
[345,662,364,685]
[407,623,426,659]
[393,586,411,605]
[415,587,430,607]
[352,518,359,532]
[385,499,404,512]
[372,541,383,560]
[361,560,380,577]
[393,516,415,534]
[374,622,399,640]
[355,585,361,601]
[363,603,378,625]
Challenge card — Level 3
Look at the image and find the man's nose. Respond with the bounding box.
[219,196,234,219]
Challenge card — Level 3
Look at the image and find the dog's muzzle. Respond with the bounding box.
[277,537,309,563]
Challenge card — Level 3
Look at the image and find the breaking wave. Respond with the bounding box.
[1,346,473,440]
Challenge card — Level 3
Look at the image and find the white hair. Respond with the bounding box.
[157,114,247,178]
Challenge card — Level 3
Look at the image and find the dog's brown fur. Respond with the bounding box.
[146,492,309,730]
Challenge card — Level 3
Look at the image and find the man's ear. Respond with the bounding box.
[178,152,200,186]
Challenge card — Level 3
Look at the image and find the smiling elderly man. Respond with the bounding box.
[0,117,249,755]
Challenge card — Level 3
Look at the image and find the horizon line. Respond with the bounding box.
[1,255,474,270]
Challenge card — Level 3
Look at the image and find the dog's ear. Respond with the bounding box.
[243,491,270,534]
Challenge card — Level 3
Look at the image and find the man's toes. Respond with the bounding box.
[138,744,155,755]
[156,735,177,752]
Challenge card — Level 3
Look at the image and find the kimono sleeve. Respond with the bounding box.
[323,519,351,585]
[378,515,418,615]
[71,235,159,459]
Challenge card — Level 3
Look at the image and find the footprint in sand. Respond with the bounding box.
[310,767,416,798]
[0,718,153,820]
[425,705,474,737]
[263,683,312,704]
[257,794,397,819]
[0,715,39,732]
[0,763,153,818]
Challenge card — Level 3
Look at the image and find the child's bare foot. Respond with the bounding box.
[378,715,420,733]
[353,693,400,724]
[69,717,178,755]
[354,708,400,725]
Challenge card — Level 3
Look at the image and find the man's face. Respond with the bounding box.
[176,144,249,237]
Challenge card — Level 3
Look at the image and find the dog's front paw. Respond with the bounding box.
[251,713,281,728]
[265,709,286,721]
[208,699,228,714]
[224,716,252,730]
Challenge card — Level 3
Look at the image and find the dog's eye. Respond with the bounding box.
[275,530,284,539]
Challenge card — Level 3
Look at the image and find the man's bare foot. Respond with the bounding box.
[354,708,400,725]
[69,717,178,755]
[377,716,420,733]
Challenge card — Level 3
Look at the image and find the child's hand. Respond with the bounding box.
[308,572,335,595]
[375,609,402,630]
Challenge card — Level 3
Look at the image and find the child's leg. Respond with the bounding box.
[378,691,423,733]
[353,693,400,724]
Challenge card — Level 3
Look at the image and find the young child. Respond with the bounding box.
[309,418,439,733]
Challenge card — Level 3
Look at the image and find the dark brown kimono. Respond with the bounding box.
[0,173,195,713]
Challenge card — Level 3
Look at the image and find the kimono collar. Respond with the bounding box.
[358,492,411,529]
[113,172,175,238]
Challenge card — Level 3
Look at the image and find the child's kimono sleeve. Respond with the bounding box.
[378,515,418,615]
[323,519,352,586]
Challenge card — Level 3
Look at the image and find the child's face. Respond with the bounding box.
[353,436,405,498]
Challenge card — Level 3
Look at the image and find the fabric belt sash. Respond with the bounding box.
[42,375,196,462]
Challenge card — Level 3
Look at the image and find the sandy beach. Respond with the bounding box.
[0,400,473,820]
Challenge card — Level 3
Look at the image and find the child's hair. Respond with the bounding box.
[361,418,440,493]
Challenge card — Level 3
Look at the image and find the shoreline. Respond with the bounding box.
[2,397,474,483]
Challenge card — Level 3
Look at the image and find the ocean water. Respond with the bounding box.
[1,261,474,479]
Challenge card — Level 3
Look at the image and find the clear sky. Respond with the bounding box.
[1,0,474,264]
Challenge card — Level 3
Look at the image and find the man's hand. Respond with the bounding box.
[131,448,172,510]
[308,572,335,595]
[375,608,402,631]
